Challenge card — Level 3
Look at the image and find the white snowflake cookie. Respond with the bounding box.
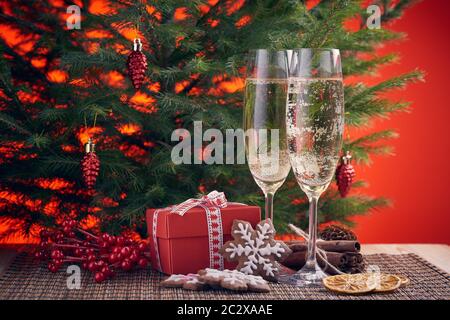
[220,219,292,281]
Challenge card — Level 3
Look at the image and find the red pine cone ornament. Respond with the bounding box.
[336,151,356,198]
[126,38,147,89]
[81,139,100,190]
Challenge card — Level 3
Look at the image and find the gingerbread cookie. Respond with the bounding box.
[198,268,270,293]
[161,273,208,291]
[220,219,292,281]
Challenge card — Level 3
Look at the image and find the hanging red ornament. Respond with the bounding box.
[336,151,356,198]
[81,138,100,190]
[126,38,147,89]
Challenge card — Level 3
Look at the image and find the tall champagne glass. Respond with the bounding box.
[281,48,344,286]
[243,49,291,220]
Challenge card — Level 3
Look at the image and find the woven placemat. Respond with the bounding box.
[0,253,448,300]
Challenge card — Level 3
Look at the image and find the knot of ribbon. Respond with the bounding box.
[170,190,228,216]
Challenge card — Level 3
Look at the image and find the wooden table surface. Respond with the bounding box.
[1,244,449,277]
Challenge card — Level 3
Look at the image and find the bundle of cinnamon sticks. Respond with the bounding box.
[281,240,365,275]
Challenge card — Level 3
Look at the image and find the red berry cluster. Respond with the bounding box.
[35,219,150,283]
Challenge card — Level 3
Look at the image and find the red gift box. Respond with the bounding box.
[146,194,260,275]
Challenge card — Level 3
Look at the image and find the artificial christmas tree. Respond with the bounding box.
[0,0,423,241]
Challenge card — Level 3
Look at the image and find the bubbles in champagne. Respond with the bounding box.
[248,150,291,194]
[286,78,344,192]
[244,78,291,194]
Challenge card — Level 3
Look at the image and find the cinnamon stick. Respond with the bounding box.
[318,240,361,253]
[286,240,360,253]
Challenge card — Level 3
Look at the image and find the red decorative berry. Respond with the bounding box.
[116,236,125,246]
[88,261,98,272]
[55,232,64,243]
[137,242,147,253]
[54,258,64,267]
[99,241,109,250]
[108,236,116,245]
[74,248,83,257]
[121,246,131,257]
[39,242,48,249]
[138,258,148,268]
[126,38,147,89]
[94,272,105,283]
[101,266,112,277]
[121,259,132,271]
[48,262,59,273]
[108,253,117,263]
[112,246,121,254]
[129,252,139,262]
[96,260,106,269]
[336,151,356,198]
[34,251,43,260]
[51,249,63,260]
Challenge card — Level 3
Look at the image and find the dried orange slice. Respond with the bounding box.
[373,274,402,292]
[394,274,410,287]
[323,273,378,294]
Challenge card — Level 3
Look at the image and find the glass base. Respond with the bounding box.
[277,262,328,287]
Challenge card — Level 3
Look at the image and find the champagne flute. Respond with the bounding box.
[280,48,344,286]
[243,49,291,220]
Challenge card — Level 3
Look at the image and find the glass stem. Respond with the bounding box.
[305,195,319,268]
[265,192,274,220]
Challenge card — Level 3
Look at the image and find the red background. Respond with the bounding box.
[352,0,450,243]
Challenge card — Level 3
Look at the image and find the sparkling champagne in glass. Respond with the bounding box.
[243,49,291,221]
[280,48,344,286]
